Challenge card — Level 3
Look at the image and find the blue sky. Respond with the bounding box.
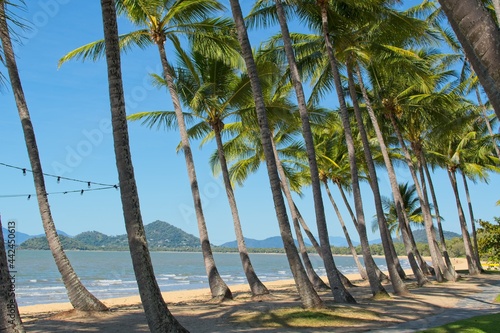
[1,0,499,245]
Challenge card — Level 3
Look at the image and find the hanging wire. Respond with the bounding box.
[0,162,116,187]
[0,185,120,199]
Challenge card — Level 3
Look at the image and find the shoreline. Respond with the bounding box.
[19,257,468,316]
[21,256,497,333]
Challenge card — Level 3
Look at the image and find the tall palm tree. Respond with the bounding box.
[61,0,233,300]
[437,0,500,117]
[272,0,355,303]
[0,217,24,333]
[130,49,269,296]
[314,0,408,295]
[0,0,107,311]
[228,0,323,309]
[346,63,428,287]
[100,1,188,331]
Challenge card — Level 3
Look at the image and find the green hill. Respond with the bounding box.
[19,221,201,251]
[19,235,93,250]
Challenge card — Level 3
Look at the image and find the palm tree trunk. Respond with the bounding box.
[347,63,428,287]
[155,38,231,301]
[389,117,458,281]
[274,0,354,304]
[447,168,481,275]
[323,182,367,280]
[460,171,484,272]
[229,0,323,309]
[318,3,405,296]
[386,105,456,282]
[100,1,188,331]
[0,1,107,312]
[415,149,456,281]
[335,184,390,281]
[355,63,432,277]
[0,218,25,333]
[493,0,500,25]
[213,128,269,296]
[271,139,330,291]
[292,204,354,288]
[423,163,454,269]
[475,87,500,158]
[438,0,500,117]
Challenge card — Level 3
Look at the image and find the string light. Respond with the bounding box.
[0,162,120,199]
[0,185,120,199]
[0,162,116,187]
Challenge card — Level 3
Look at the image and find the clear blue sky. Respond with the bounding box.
[1,0,499,245]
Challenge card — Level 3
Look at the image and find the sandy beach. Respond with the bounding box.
[18,257,500,332]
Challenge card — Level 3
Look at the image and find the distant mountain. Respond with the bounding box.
[328,236,360,247]
[18,235,93,250]
[220,236,285,249]
[411,229,461,243]
[2,228,33,244]
[19,220,201,250]
[220,236,359,249]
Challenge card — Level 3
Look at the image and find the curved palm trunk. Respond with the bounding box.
[447,168,481,275]
[438,0,500,117]
[347,64,428,286]
[318,3,401,296]
[213,127,268,296]
[155,40,231,300]
[414,147,458,281]
[323,181,367,280]
[493,0,500,24]
[335,184,390,281]
[384,102,456,281]
[271,140,329,291]
[100,1,188,331]
[0,2,107,311]
[292,204,354,288]
[460,171,484,272]
[274,0,354,304]
[229,0,323,309]
[475,88,500,158]
[354,64,432,277]
[423,163,454,269]
[0,219,25,333]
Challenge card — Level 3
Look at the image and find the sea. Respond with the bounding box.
[13,250,407,307]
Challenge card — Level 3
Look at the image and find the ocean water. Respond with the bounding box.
[14,250,405,306]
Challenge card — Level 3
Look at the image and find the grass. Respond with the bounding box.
[230,306,379,328]
[494,294,500,303]
[419,313,500,333]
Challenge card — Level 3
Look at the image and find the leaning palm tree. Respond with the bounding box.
[372,183,427,238]
[130,49,269,297]
[0,0,107,311]
[99,1,188,330]
[437,0,500,116]
[60,0,233,300]
[228,0,323,309]
[268,0,355,304]
[0,217,24,333]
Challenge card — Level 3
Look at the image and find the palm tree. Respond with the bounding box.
[314,0,408,295]
[272,0,355,303]
[228,0,323,309]
[0,0,107,311]
[437,0,500,117]
[0,217,24,333]
[61,0,233,300]
[99,1,188,331]
[131,49,269,296]
[372,183,427,237]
